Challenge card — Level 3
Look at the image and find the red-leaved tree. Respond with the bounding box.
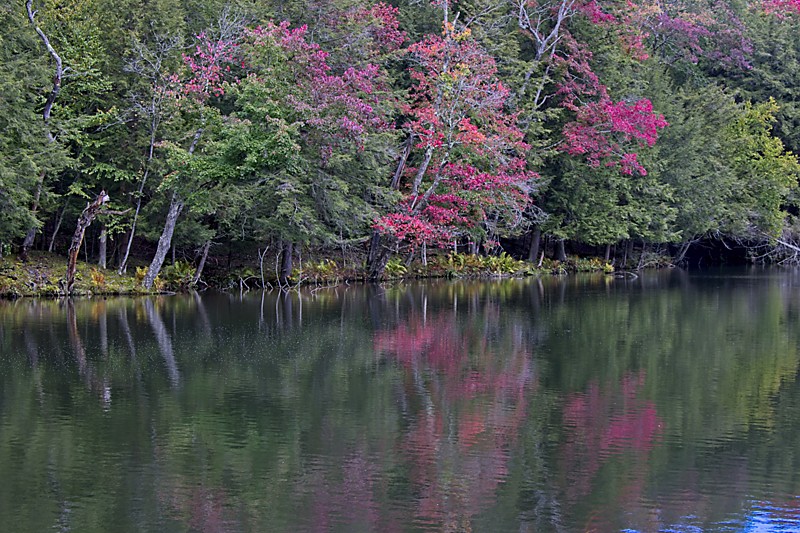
[369,2,536,277]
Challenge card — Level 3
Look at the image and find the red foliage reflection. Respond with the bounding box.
[374,307,535,529]
[560,370,664,530]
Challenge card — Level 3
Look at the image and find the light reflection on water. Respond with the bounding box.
[0,269,798,532]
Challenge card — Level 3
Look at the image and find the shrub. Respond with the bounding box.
[135,266,148,283]
[385,257,408,278]
[482,252,523,274]
[89,268,106,290]
[300,259,339,282]
[572,256,614,273]
[160,260,196,290]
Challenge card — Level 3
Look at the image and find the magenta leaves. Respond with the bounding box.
[554,35,667,175]
[244,20,392,157]
[181,30,240,99]
[561,99,668,175]
[374,20,535,249]
[763,0,800,17]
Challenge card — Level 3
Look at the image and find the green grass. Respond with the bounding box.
[0,251,156,297]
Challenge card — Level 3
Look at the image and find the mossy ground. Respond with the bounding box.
[0,250,624,297]
[0,252,155,297]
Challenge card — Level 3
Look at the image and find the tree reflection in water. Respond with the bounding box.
[0,274,799,532]
[374,298,535,530]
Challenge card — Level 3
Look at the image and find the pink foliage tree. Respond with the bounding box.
[244,20,393,157]
[763,0,800,16]
[370,4,536,274]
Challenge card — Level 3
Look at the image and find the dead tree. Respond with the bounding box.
[64,191,109,294]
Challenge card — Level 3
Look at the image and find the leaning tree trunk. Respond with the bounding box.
[21,0,63,262]
[192,239,211,285]
[141,127,202,289]
[366,134,414,275]
[675,239,694,264]
[48,199,68,252]
[64,191,109,295]
[142,191,184,289]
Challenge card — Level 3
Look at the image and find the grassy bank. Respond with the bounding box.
[0,250,626,297]
[0,252,156,297]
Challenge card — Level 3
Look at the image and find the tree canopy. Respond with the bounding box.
[3,0,800,279]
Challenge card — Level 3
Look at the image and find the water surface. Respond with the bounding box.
[1,269,799,532]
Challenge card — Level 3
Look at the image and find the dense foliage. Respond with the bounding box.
[4,0,800,282]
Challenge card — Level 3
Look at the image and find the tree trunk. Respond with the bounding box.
[556,239,567,262]
[623,239,634,268]
[64,191,109,294]
[279,241,293,284]
[98,225,107,269]
[676,240,693,263]
[22,1,63,262]
[604,243,611,262]
[117,208,136,274]
[141,127,202,289]
[367,234,397,281]
[367,134,416,272]
[527,227,541,262]
[637,241,647,271]
[48,200,68,252]
[20,183,42,261]
[142,192,184,289]
[366,231,382,271]
[192,239,211,285]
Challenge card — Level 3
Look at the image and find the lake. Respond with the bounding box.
[1,269,799,532]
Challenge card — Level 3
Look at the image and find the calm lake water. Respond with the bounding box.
[1,269,799,532]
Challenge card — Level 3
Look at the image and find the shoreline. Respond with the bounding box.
[0,250,648,298]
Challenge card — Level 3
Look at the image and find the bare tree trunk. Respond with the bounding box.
[623,239,634,268]
[48,199,68,252]
[118,34,182,275]
[65,192,109,294]
[637,241,647,271]
[279,241,293,284]
[141,127,202,289]
[367,232,382,271]
[192,239,211,285]
[604,243,611,262]
[527,227,541,262]
[117,169,148,274]
[142,192,183,289]
[556,239,567,262]
[22,0,63,261]
[676,240,693,263]
[367,134,415,269]
[98,225,107,269]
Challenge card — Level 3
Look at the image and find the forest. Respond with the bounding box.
[3,0,800,292]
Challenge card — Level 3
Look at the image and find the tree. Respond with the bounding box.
[0,3,68,248]
[369,2,536,277]
[141,15,243,289]
[19,0,68,260]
